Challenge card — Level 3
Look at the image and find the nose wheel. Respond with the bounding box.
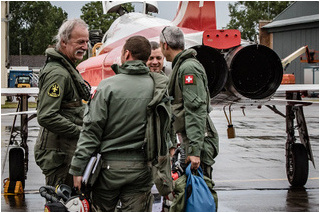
[286,143,308,186]
[2,94,37,192]
[9,147,26,189]
[285,91,314,187]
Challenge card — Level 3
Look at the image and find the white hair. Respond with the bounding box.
[54,18,88,50]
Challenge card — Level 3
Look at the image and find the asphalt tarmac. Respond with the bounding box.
[1,103,319,212]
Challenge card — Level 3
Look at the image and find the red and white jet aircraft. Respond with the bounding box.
[1,1,318,189]
[76,1,318,187]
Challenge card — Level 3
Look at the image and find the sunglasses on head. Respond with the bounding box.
[161,26,169,44]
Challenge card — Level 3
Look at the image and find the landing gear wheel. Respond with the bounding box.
[6,96,13,102]
[9,147,25,189]
[286,143,308,187]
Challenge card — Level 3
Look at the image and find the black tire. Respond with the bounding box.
[286,143,309,187]
[9,147,25,189]
[6,96,13,102]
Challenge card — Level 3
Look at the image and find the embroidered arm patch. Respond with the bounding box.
[48,83,60,97]
[91,89,97,99]
[184,75,195,85]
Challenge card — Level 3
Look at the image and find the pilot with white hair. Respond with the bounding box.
[34,18,91,188]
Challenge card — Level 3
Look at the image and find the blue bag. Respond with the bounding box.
[185,164,216,212]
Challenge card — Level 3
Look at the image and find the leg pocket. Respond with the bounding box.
[120,190,154,212]
[34,150,66,175]
[153,155,173,196]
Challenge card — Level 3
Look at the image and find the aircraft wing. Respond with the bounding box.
[1,111,37,116]
[1,88,39,116]
[1,88,39,97]
[276,84,319,92]
[268,98,318,107]
[270,84,319,106]
[213,84,319,106]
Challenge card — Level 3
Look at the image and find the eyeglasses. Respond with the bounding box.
[161,26,169,44]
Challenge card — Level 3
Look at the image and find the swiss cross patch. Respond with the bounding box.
[184,75,194,84]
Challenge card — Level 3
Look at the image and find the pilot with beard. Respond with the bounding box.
[34,18,91,188]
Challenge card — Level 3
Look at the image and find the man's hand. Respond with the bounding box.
[73,176,83,191]
[187,156,200,170]
[169,147,176,157]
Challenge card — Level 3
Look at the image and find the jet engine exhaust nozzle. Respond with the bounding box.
[227,44,283,99]
[192,45,229,98]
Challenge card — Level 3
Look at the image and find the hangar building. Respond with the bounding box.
[262,1,319,84]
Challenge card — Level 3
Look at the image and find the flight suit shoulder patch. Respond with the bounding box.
[184,75,196,85]
[91,89,97,99]
[48,82,60,98]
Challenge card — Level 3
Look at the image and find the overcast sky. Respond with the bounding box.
[50,1,231,29]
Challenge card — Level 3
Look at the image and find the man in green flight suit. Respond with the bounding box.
[160,26,219,178]
[70,35,169,211]
[160,25,219,211]
[34,19,91,188]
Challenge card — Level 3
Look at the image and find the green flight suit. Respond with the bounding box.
[34,48,87,187]
[168,49,219,175]
[69,60,157,212]
[168,49,219,211]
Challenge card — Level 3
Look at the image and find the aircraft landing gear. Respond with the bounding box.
[2,94,36,193]
[286,143,308,186]
[285,91,315,187]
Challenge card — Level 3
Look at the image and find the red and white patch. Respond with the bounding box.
[184,75,194,84]
[91,89,97,99]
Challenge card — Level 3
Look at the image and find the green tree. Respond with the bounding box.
[80,1,134,34]
[227,1,291,41]
[9,1,67,55]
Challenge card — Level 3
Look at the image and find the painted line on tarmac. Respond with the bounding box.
[215,177,319,183]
